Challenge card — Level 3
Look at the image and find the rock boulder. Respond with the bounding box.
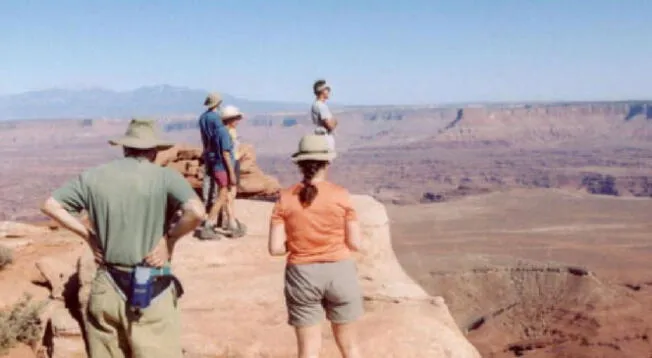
[155,143,281,199]
[35,258,75,300]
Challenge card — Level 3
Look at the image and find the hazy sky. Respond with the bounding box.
[1,0,651,104]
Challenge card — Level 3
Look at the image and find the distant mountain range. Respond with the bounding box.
[0,85,307,120]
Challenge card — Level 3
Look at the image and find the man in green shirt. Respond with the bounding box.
[41,119,205,358]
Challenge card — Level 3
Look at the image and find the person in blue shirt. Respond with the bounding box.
[198,93,237,239]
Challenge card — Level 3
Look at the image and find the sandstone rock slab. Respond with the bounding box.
[31,196,480,357]
[50,337,86,358]
[35,258,76,300]
[170,196,480,357]
[76,250,97,325]
[0,221,50,239]
[50,303,82,337]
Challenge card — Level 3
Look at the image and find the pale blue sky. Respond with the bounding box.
[1,0,650,104]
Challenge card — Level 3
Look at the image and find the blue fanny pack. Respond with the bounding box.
[105,265,183,315]
[131,266,155,310]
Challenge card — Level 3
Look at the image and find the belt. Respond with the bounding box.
[101,264,184,302]
[104,263,172,276]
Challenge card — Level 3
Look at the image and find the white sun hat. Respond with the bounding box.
[221,105,243,120]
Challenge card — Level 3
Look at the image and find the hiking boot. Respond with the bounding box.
[213,226,233,236]
[195,226,222,241]
[225,220,246,239]
[236,219,247,234]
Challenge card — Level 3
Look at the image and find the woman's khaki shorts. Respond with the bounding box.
[284,259,363,327]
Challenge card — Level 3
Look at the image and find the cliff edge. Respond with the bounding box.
[166,195,480,357]
[0,196,480,357]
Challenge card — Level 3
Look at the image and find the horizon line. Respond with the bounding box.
[0,84,651,109]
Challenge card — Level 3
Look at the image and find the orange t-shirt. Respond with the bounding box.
[270,181,358,265]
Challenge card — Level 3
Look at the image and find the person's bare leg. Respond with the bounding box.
[207,187,228,226]
[295,325,322,358]
[229,186,237,218]
[215,189,236,234]
[332,322,361,358]
[226,187,238,231]
[218,204,228,230]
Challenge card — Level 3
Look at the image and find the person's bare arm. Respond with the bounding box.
[145,198,205,267]
[167,198,205,243]
[268,222,287,256]
[223,150,236,186]
[41,197,102,262]
[318,102,338,132]
[345,220,362,252]
[41,197,90,239]
[323,118,338,132]
[235,148,244,160]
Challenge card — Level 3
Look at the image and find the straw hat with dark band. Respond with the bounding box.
[204,92,222,108]
[108,119,174,150]
[291,134,336,162]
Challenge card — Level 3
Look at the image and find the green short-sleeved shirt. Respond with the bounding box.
[52,157,196,266]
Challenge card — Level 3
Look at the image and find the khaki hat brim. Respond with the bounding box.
[108,137,174,150]
[205,99,223,108]
[291,151,336,163]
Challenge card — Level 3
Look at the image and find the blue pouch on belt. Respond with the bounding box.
[105,264,183,314]
[130,266,154,310]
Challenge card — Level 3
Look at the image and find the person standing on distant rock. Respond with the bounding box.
[197,93,239,239]
[41,119,205,358]
[311,79,337,151]
[216,104,247,238]
[268,134,363,358]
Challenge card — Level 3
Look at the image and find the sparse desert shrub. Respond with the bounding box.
[0,295,47,354]
[0,245,12,270]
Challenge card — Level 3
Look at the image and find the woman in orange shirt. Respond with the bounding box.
[268,134,363,358]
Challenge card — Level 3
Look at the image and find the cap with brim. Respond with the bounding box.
[109,118,174,150]
[291,134,336,162]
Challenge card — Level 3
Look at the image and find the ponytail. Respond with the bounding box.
[298,160,328,207]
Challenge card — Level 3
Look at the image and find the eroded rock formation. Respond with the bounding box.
[155,143,281,199]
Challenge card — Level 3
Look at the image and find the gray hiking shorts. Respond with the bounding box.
[284,259,363,327]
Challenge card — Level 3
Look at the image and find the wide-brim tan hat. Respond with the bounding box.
[204,92,222,108]
[291,134,336,162]
[221,105,243,120]
[108,118,174,150]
